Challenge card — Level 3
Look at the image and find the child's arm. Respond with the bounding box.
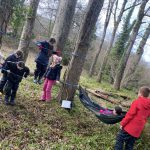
[23,67,30,78]
[121,100,137,128]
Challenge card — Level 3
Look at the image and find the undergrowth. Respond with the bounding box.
[0,75,149,150]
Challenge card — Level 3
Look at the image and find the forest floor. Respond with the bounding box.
[0,39,150,149]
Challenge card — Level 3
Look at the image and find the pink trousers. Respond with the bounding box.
[41,78,55,101]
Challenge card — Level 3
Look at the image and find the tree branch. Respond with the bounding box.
[124,2,141,12]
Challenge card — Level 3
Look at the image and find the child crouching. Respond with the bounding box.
[3,61,30,105]
[40,55,62,102]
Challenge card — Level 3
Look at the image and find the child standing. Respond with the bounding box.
[40,55,62,102]
[115,86,150,150]
[34,38,56,84]
[0,50,24,93]
[3,61,30,105]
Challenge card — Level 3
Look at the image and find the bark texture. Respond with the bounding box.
[18,0,40,61]
[89,0,115,77]
[59,0,104,102]
[51,0,77,51]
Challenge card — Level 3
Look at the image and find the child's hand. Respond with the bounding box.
[120,125,122,130]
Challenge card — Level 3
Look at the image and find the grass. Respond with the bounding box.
[0,40,149,149]
[0,74,149,150]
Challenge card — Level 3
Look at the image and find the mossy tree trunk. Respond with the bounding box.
[51,0,77,51]
[58,0,104,102]
[18,0,40,61]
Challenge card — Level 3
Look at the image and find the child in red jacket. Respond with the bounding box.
[115,86,150,150]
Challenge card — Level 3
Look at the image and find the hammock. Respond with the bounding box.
[78,86,127,124]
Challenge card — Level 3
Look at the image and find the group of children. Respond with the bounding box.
[0,38,150,149]
[0,38,62,105]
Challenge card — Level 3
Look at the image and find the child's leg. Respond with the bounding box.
[4,80,13,104]
[45,80,55,101]
[0,73,8,93]
[38,64,47,82]
[10,83,19,105]
[34,62,42,80]
[114,129,125,150]
[41,79,48,100]
[125,134,136,150]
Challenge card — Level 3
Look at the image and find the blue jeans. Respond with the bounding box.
[115,129,137,150]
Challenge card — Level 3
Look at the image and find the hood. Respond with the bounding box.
[138,96,150,110]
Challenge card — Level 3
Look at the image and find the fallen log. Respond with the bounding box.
[95,89,130,100]
[87,89,120,104]
[87,89,131,108]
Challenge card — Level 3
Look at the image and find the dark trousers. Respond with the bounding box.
[0,73,7,92]
[115,129,137,150]
[34,62,47,80]
[4,80,19,103]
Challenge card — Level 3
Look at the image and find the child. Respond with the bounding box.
[115,86,150,150]
[100,106,122,115]
[0,50,24,93]
[34,38,56,84]
[40,54,62,102]
[3,61,30,105]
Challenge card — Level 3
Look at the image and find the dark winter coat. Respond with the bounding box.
[2,54,22,69]
[35,41,54,66]
[3,62,30,83]
[45,64,62,80]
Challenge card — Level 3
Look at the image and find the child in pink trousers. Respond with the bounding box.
[40,54,62,101]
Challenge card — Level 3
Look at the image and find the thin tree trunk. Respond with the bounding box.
[121,23,150,88]
[18,0,40,61]
[0,0,15,47]
[113,0,148,90]
[58,0,104,102]
[97,0,128,82]
[109,0,137,83]
[51,0,77,51]
[89,0,115,77]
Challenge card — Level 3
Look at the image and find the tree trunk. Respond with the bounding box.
[121,23,150,88]
[113,0,148,90]
[18,0,40,61]
[97,0,128,82]
[89,0,115,77]
[58,0,104,102]
[0,0,15,47]
[51,0,77,51]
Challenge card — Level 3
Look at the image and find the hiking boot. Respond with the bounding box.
[33,79,37,84]
[38,79,43,84]
[4,95,9,105]
[9,101,15,106]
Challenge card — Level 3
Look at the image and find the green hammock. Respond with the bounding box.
[78,86,126,124]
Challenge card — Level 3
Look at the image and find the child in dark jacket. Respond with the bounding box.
[40,55,62,102]
[34,38,56,84]
[115,86,150,150]
[0,50,24,93]
[3,61,30,105]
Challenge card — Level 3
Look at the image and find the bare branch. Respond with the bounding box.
[124,2,141,12]
[144,6,150,15]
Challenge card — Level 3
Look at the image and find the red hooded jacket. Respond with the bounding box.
[121,96,150,138]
